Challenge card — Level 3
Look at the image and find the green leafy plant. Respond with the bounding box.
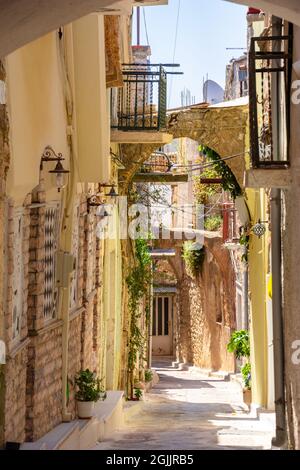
[134,387,143,400]
[75,369,105,402]
[182,241,205,278]
[199,145,243,200]
[241,362,251,390]
[126,238,152,398]
[194,167,222,205]
[204,215,222,232]
[239,228,250,264]
[227,330,250,359]
[144,369,153,383]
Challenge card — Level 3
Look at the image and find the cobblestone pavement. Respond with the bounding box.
[94,358,275,450]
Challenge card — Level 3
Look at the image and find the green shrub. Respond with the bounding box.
[241,362,251,390]
[134,387,143,400]
[204,215,222,232]
[144,369,153,383]
[182,241,205,278]
[75,369,105,402]
[227,330,250,359]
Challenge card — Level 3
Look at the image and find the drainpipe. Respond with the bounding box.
[270,15,287,448]
[57,29,76,422]
[242,260,249,331]
[271,189,286,448]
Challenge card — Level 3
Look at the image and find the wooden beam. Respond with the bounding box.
[200,178,223,184]
[132,173,188,183]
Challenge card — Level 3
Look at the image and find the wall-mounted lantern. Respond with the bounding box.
[41,146,70,192]
[252,219,268,239]
[99,183,119,199]
[87,194,110,216]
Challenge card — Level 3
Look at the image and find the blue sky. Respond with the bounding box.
[133,0,247,108]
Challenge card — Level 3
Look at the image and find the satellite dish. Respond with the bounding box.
[203,80,224,105]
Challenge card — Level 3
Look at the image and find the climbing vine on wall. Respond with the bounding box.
[198,145,243,200]
[126,238,152,397]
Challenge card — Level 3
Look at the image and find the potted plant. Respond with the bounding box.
[144,369,153,383]
[241,362,251,406]
[227,330,252,408]
[134,387,143,401]
[75,369,105,419]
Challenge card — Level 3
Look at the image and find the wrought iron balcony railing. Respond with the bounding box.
[249,31,293,168]
[111,63,181,132]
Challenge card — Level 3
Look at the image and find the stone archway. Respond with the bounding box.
[119,101,249,190]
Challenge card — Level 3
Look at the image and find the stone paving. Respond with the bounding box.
[94,358,275,450]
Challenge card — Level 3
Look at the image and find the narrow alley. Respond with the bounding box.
[94,359,274,450]
[2,0,300,458]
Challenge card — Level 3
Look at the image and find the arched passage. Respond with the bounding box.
[120,101,248,190]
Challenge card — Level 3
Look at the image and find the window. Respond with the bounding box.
[152,296,171,336]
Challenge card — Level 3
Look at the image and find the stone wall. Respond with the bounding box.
[2,180,106,443]
[26,325,63,441]
[4,347,28,443]
[178,238,236,372]
[3,198,31,443]
[153,234,236,373]
[67,313,82,419]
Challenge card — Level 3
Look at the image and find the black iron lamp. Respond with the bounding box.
[87,194,110,216]
[41,146,70,192]
[107,185,118,198]
[99,183,119,200]
[252,219,268,239]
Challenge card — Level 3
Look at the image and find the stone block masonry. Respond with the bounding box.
[26,325,63,441]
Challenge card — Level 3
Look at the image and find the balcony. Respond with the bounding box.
[248,32,293,170]
[132,151,188,183]
[110,63,181,144]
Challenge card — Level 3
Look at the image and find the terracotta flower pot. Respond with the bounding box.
[243,388,252,408]
[77,400,95,419]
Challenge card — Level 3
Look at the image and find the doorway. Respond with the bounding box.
[152,295,173,356]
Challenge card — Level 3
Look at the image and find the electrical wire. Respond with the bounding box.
[142,8,150,46]
[168,0,181,109]
[130,150,249,172]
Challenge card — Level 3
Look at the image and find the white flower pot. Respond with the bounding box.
[77,400,95,419]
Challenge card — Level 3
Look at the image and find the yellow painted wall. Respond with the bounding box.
[6,32,69,205]
[102,201,123,390]
[246,188,270,407]
[72,14,111,183]
[244,16,272,409]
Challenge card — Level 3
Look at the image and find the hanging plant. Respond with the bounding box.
[182,241,205,278]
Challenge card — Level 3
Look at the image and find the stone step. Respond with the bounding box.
[20,390,124,450]
[217,428,273,449]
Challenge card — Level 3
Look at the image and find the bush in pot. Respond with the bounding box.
[75,369,105,418]
[227,330,252,408]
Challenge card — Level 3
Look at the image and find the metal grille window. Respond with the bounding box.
[44,203,60,321]
[12,208,24,341]
[249,30,293,168]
